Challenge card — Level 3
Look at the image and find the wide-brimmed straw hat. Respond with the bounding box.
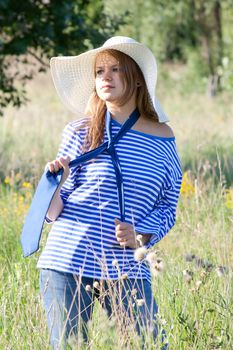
[50,36,168,123]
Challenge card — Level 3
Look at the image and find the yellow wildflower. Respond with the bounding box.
[22,181,32,189]
[225,188,233,210]
[180,172,195,196]
[4,176,11,185]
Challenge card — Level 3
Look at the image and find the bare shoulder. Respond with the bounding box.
[134,116,175,138]
[141,118,175,138]
[154,122,174,138]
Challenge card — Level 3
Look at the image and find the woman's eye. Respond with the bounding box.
[96,69,103,75]
[113,67,119,72]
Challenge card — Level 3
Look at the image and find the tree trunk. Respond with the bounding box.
[207,0,223,96]
[194,0,223,96]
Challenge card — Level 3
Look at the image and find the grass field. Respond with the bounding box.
[0,67,232,349]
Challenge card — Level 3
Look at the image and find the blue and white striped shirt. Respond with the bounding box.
[37,117,182,282]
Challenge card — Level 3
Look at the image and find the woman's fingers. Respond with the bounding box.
[47,160,60,172]
[115,226,134,238]
[116,234,130,245]
[46,160,59,173]
[46,156,70,173]
[59,156,70,168]
[117,235,128,242]
[114,219,131,230]
[54,160,61,172]
[119,236,137,248]
[114,219,137,248]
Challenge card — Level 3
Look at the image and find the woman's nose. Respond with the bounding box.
[102,69,112,80]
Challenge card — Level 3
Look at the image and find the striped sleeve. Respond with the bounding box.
[135,148,182,249]
[56,121,85,204]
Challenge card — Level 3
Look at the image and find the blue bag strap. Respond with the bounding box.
[68,108,140,168]
[105,110,124,221]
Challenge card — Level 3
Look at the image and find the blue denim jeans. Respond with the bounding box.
[40,269,168,349]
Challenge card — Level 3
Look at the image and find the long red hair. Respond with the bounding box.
[82,49,158,151]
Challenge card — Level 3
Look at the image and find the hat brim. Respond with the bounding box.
[50,42,169,122]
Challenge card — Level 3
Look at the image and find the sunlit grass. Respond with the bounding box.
[0,171,232,349]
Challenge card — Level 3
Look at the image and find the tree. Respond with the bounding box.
[0,0,126,116]
[104,0,233,95]
[192,0,223,96]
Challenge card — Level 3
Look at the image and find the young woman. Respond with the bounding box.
[37,36,182,349]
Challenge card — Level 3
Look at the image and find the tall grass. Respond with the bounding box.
[0,177,232,349]
[0,67,233,349]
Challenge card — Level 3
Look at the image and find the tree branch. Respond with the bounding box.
[27,50,50,68]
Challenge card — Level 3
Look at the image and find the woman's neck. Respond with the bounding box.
[106,99,137,124]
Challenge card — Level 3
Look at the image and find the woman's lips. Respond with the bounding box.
[101,85,114,89]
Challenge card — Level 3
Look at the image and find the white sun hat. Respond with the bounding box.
[50,36,169,123]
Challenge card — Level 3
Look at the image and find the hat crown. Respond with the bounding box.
[103,36,138,47]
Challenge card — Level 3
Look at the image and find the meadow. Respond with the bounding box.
[0,66,233,349]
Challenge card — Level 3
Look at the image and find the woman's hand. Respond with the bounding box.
[45,156,70,222]
[115,219,152,249]
[46,156,70,186]
[115,219,138,249]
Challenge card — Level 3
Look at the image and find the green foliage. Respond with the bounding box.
[104,0,233,95]
[0,0,126,116]
[1,0,233,114]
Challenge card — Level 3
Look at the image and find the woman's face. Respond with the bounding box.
[95,53,125,104]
